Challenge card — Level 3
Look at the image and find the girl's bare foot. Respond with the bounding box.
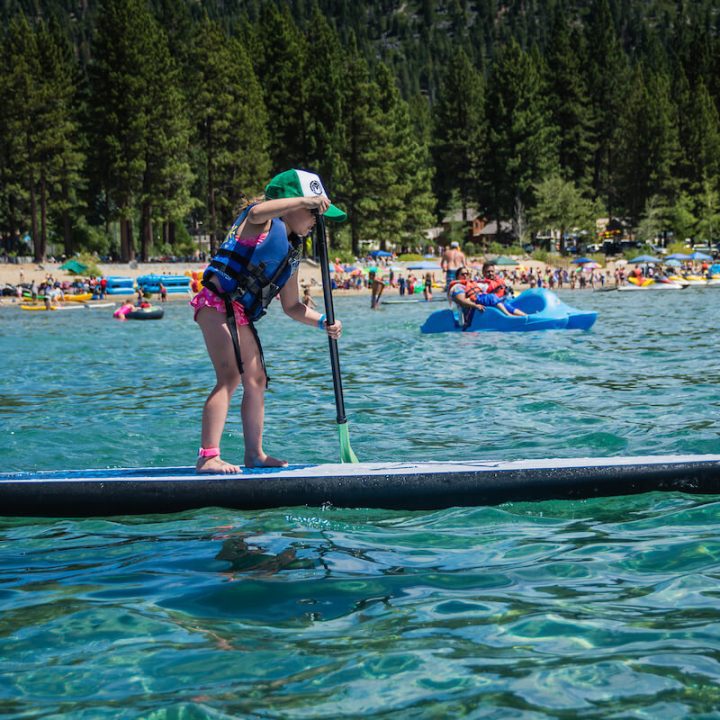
[244,453,288,468]
[196,456,241,474]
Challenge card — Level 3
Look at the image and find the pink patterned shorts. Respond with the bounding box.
[190,286,249,327]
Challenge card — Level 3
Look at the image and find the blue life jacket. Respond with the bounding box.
[203,205,302,322]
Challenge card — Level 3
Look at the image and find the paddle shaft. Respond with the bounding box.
[314,213,348,425]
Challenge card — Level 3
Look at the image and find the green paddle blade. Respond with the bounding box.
[338,421,359,463]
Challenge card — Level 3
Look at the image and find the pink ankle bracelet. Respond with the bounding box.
[198,447,220,458]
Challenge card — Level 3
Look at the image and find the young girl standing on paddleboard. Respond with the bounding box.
[191,169,346,474]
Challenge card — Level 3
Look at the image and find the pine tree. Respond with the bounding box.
[368,64,435,249]
[677,77,720,194]
[484,39,558,230]
[303,4,346,194]
[253,4,307,171]
[615,67,680,221]
[337,39,386,256]
[189,17,270,252]
[87,0,156,261]
[36,20,85,257]
[138,16,194,260]
[431,49,486,219]
[584,0,630,214]
[544,12,595,191]
[0,15,39,255]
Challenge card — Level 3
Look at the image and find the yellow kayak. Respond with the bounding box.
[63,293,93,302]
[21,304,58,311]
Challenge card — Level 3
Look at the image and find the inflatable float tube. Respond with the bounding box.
[421,288,597,333]
[1,454,718,517]
[136,274,190,294]
[104,277,135,295]
[126,307,164,320]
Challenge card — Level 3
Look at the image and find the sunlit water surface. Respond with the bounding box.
[1,288,719,718]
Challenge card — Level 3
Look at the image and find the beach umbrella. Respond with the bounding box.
[688,251,712,261]
[493,256,518,266]
[628,255,660,264]
[572,257,594,264]
[582,261,601,270]
[666,253,691,260]
[369,250,393,258]
[406,261,442,270]
[665,258,682,267]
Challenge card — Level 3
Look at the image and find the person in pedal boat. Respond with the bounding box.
[191,169,347,474]
[448,266,526,329]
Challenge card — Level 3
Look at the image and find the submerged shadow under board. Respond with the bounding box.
[1,455,720,517]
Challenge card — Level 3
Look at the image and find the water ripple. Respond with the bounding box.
[1,291,720,716]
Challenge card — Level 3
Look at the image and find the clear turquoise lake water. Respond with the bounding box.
[1,288,720,718]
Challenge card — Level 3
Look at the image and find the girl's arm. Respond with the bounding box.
[279,274,342,339]
[245,196,330,228]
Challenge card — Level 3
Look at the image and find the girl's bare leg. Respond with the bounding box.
[196,307,242,474]
[236,324,287,468]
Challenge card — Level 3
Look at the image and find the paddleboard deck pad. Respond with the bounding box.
[1,455,719,517]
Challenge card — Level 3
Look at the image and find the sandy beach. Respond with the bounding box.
[0,259,329,298]
[0,257,566,300]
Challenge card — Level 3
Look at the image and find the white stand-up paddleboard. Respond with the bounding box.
[1,455,719,517]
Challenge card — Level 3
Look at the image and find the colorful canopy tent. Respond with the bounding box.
[666,253,691,261]
[59,259,88,275]
[572,257,594,264]
[628,255,660,264]
[688,251,713,261]
[369,250,393,258]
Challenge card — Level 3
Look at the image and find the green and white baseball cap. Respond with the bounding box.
[264,169,347,222]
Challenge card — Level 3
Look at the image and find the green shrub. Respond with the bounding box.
[397,253,425,261]
[75,252,102,277]
[72,222,112,256]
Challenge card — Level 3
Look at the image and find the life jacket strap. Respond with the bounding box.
[222,296,269,387]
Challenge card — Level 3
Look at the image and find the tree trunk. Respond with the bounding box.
[30,177,40,262]
[120,217,128,262]
[63,210,72,257]
[126,218,135,262]
[40,171,48,261]
[207,121,218,255]
[141,200,152,261]
[62,175,73,256]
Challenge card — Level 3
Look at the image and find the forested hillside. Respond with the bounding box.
[1,0,720,261]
